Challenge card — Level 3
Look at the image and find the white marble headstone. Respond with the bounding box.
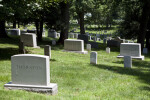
[124,56,132,68]
[90,52,97,64]
[63,39,88,54]
[70,33,74,38]
[74,34,78,38]
[7,29,20,36]
[20,33,37,48]
[106,47,110,53]
[86,44,91,51]
[4,54,58,94]
[48,30,57,38]
[117,43,144,60]
[64,39,84,51]
[11,54,50,85]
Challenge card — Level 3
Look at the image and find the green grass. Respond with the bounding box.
[0,37,150,100]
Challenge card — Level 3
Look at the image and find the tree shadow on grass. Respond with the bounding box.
[0,47,31,61]
[113,59,150,68]
[142,53,150,59]
[0,48,19,60]
[92,64,150,91]
[0,37,20,46]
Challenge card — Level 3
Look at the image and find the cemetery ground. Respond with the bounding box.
[0,37,150,100]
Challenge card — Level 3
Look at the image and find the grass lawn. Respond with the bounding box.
[0,37,150,100]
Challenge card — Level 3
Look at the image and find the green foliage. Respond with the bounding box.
[117,0,143,39]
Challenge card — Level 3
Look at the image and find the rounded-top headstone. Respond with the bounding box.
[106,47,110,53]
[87,44,91,51]
[124,56,132,68]
[90,51,97,64]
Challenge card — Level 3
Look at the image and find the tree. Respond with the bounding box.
[0,0,10,38]
[137,0,150,49]
[58,1,70,44]
[74,0,94,34]
[0,0,32,38]
[117,0,150,49]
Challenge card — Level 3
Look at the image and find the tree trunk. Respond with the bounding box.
[0,21,8,38]
[39,20,43,42]
[13,21,16,28]
[137,1,150,49]
[35,20,40,41]
[78,12,85,34]
[145,31,150,50]
[58,2,69,44]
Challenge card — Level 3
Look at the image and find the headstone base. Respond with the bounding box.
[4,82,57,95]
[117,55,144,60]
[33,46,40,48]
[62,50,88,54]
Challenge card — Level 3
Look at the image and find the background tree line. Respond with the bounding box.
[0,0,150,49]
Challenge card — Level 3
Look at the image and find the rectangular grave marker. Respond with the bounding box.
[4,54,57,95]
[117,43,144,60]
[44,45,51,59]
[63,39,88,54]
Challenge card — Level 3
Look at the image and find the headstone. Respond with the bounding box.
[88,35,92,40]
[70,33,74,38]
[143,48,148,54]
[63,39,88,54]
[124,56,132,68]
[4,54,58,95]
[44,45,51,59]
[106,47,110,53]
[117,43,144,60]
[78,34,89,43]
[48,29,57,38]
[97,38,101,41]
[86,44,91,51]
[52,40,56,45]
[20,33,39,48]
[57,33,60,38]
[19,41,25,54]
[74,33,78,38]
[7,29,20,36]
[90,52,97,64]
